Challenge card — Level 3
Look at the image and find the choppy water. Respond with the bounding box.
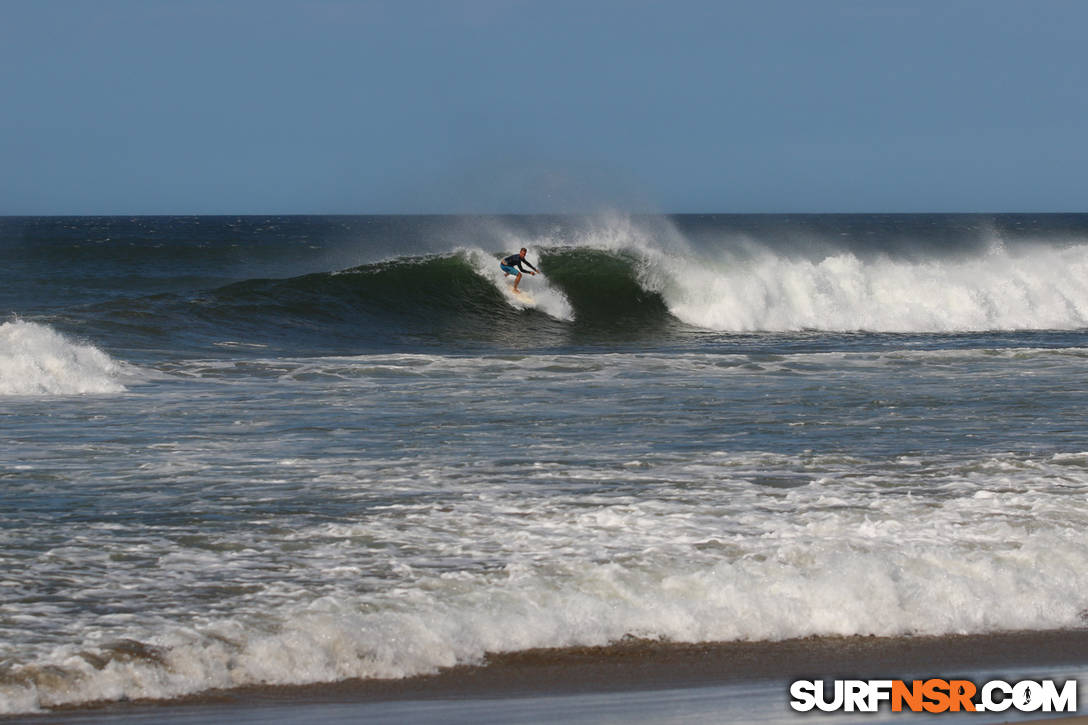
[3,214,1088,713]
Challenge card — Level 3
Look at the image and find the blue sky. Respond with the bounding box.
[2,0,1086,214]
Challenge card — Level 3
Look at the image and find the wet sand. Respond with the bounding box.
[8,629,1088,724]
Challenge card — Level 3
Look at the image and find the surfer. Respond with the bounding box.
[499,248,539,293]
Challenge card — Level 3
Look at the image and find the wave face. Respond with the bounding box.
[6,214,1088,354]
[0,320,132,395]
[66,241,1088,355]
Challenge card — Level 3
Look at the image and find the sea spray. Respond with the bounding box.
[650,241,1088,332]
[461,247,574,321]
[0,320,129,395]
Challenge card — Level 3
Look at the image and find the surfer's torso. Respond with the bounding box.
[502,254,537,272]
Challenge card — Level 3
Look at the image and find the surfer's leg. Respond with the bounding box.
[513,271,522,292]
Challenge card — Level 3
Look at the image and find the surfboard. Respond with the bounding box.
[502,283,536,306]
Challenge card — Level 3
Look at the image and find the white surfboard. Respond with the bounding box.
[503,283,536,306]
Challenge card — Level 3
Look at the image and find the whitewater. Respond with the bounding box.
[3,213,1088,714]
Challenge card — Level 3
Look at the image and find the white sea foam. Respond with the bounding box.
[154,346,1088,385]
[4,445,1088,712]
[0,320,132,395]
[651,242,1088,332]
[5,345,1088,712]
[463,247,574,320]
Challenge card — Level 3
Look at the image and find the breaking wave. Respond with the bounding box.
[0,320,132,395]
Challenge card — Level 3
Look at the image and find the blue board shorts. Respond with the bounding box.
[500,263,519,275]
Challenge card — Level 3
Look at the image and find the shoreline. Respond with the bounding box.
[11,628,1088,722]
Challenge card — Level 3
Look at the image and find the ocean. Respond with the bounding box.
[3,213,1088,718]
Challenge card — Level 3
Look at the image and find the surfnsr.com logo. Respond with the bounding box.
[789,678,1078,714]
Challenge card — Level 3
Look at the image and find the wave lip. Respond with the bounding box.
[0,320,130,395]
